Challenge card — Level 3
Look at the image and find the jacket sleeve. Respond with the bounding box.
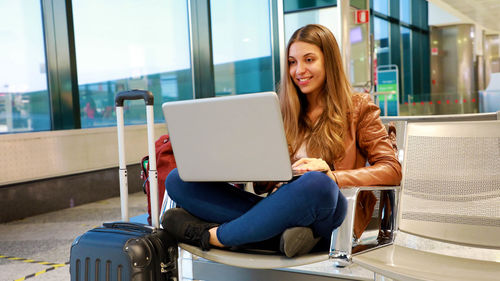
[332,96,402,187]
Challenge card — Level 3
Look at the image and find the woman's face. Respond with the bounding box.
[288,41,326,97]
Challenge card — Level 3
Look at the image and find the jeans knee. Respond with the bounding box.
[333,192,347,227]
[299,171,338,202]
[165,168,182,201]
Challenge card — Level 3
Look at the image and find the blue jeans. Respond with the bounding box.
[165,169,347,247]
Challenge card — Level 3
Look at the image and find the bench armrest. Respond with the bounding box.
[329,185,401,267]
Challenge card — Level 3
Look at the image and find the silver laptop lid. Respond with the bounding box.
[162,92,293,182]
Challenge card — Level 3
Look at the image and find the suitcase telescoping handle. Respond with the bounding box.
[115,90,160,228]
[115,90,154,107]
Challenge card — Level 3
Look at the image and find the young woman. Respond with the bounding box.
[162,24,401,257]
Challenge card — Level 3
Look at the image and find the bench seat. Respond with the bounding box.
[180,243,330,269]
[353,244,500,281]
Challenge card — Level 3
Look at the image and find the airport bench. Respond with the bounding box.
[333,120,500,280]
[162,118,500,280]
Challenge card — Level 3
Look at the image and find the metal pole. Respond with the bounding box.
[146,105,159,228]
[116,106,128,221]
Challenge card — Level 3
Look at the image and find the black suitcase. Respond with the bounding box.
[70,222,177,281]
[70,90,178,281]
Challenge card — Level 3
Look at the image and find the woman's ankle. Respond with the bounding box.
[209,227,225,247]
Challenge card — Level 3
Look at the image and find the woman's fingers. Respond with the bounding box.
[292,159,310,174]
[292,157,319,168]
[292,157,310,168]
[292,158,330,173]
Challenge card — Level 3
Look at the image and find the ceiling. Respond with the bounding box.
[434,0,500,33]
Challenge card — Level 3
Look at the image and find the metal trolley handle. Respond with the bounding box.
[115,89,160,228]
[115,89,154,107]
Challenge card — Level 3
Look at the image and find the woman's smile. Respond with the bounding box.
[297,76,312,85]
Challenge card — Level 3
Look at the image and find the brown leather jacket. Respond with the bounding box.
[254,93,402,237]
[332,93,402,237]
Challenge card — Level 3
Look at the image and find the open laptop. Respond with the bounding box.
[162,92,293,182]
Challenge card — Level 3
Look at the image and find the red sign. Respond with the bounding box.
[355,10,369,24]
[431,47,439,56]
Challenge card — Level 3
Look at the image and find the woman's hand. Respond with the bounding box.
[292,158,331,175]
[292,158,337,183]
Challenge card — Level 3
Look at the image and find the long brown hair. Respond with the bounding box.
[279,24,353,165]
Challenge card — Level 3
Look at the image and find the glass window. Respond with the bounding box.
[210,0,274,96]
[373,0,389,15]
[284,0,336,13]
[400,26,412,103]
[72,0,192,127]
[400,0,411,23]
[374,17,390,66]
[0,0,50,134]
[411,30,424,100]
[284,6,340,44]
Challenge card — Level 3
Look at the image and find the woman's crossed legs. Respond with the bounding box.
[165,169,347,247]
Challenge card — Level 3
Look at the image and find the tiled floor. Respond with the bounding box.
[0,193,147,281]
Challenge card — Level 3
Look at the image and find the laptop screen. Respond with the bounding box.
[162,92,293,182]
